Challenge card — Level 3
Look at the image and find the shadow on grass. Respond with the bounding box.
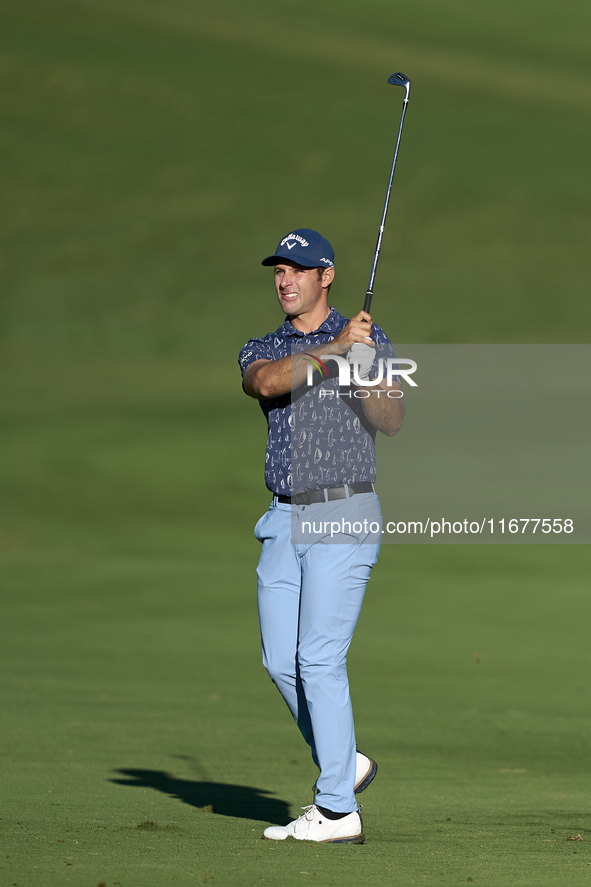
[110,768,290,824]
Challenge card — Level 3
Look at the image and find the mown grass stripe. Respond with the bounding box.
[77,0,591,108]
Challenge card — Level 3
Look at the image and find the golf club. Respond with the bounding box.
[363,72,411,314]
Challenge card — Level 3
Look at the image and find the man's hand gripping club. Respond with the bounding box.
[326,310,376,384]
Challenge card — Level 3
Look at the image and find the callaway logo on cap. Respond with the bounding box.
[261,228,335,269]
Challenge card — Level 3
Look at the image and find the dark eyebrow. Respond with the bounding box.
[273,262,309,272]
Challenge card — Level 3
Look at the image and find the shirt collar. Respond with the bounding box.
[277,306,346,338]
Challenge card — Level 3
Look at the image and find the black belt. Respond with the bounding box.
[276,482,375,505]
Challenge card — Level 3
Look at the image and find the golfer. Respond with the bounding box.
[239,228,403,843]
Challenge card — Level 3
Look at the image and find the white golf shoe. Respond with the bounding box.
[311,750,378,800]
[263,805,364,844]
[354,750,378,793]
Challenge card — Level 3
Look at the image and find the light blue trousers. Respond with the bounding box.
[255,494,381,813]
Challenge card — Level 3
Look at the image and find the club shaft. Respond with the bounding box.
[363,96,409,315]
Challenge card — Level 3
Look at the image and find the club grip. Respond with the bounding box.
[363,291,373,314]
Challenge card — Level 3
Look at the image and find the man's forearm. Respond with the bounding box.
[244,344,342,400]
[359,380,405,436]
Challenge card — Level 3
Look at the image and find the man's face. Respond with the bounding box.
[273,261,333,317]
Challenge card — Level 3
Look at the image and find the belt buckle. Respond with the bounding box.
[299,491,310,505]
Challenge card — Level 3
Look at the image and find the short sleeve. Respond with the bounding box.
[238,337,274,377]
[372,323,396,357]
[372,324,400,382]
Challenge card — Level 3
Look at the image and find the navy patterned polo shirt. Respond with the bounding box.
[239,307,395,496]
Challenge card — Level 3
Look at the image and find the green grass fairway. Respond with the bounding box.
[1,0,590,884]
[1,365,590,886]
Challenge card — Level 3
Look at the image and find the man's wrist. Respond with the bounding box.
[318,340,347,355]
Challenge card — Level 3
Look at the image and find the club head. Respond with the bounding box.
[387,71,411,102]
